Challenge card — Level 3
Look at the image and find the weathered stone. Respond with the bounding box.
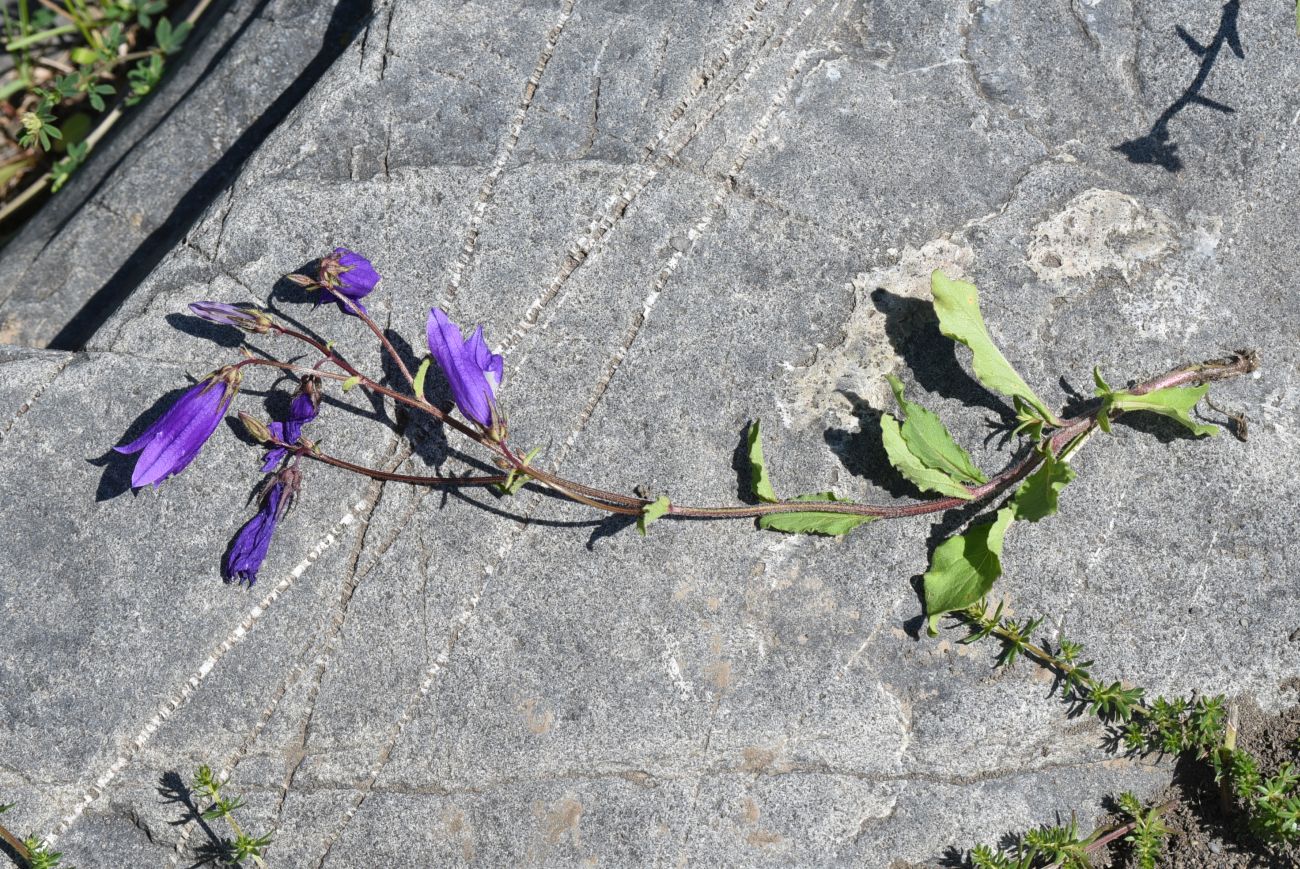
[2,0,1299,865]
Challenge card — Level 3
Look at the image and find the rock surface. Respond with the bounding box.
[2,0,1299,865]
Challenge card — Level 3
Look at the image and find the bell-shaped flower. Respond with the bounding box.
[318,248,380,316]
[188,301,272,333]
[426,308,504,431]
[224,467,300,585]
[261,376,321,471]
[114,367,242,489]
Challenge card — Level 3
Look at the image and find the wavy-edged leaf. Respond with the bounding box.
[930,270,1057,424]
[924,507,1015,634]
[746,420,778,503]
[886,374,987,484]
[637,495,671,536]
[1104,383,1218,438]
[1011,453,1076,522]
[758,492,876,536]
[880,413,974,500]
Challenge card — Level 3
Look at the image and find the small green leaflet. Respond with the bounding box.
[341,375,361,392]
[638,495,671,536]
[930,271,1058,426]
[923,507,1015,634]
[880,413,974,500]
[746,420,778,503]
[413,357,431,398]
[757,492,877,536]
[496,446,542,496]
[1094,370,1218,437]
[886,374,987,484]
[1011,452,1076,522]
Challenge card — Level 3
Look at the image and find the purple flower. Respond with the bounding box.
[318,248,380,316]
[114,367,242,489]
[261,376,321,471]
[224,467,300,585]
[189,301,271,333]
[426,308,504,431]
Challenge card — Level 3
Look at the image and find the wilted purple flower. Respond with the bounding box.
[114,367,242,489]
[426,308,504,431]
[261,376,321,471]
[189,301,271,333]
[318,248,380,316]
[224,467,300,585]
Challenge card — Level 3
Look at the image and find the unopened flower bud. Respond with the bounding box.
[238,412,273,444]
[189,301,273,334]
[285,272,318,288]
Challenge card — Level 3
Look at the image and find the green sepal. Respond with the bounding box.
[341,375,361,392]
[496,447,542,496]
[757,492,877,536]
[885,374,987,483]
[1010,451,1076,522]
[930,270,1058,425]
[923,506,1015,635]
[413,357,431,398]
[880,413,975,500]
[746,420,778,503]
[637,495,671,536]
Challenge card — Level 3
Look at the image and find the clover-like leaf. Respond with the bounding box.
[923,506,1015,634]
[746,420,778,503]
[637,495,671,536]
[931,270,1057,425]
[1010,452,1076,522]
[886,374,987,483]
[880,413,975,500]
[757,492,876,536]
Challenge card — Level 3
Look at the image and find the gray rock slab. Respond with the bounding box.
[3,0,1299,866]
[0,0,367,349]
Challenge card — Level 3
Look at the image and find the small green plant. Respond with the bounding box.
[1116,791,1170,869]
[967,795,1172,869]
[0,801,74,869]
[0,0,207,223]
[193,765,273,867]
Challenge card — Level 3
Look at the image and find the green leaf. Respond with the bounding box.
[923,506,1015,634]
[746,420,777,503]
[341,375,361,392]
[930,270,1057,425]
[886,374,987,483]
[637,495,671,536]
[757,492,877,536]
[1102,383,1219,438]
[412,357,431,398]
[880,413,974,500]
[496,446,541,496]
[1010,452,1076,522]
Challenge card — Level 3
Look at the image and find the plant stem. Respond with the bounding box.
[0,820,31,862]
[300,444,508,488]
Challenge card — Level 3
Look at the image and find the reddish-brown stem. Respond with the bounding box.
[300,446,509,487]
[324,288,417,388]
[0,821,30,861]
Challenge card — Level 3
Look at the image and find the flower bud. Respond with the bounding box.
[189,301,273,334]
[238,412,273,444]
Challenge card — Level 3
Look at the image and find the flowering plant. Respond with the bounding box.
[114,250,1256,628]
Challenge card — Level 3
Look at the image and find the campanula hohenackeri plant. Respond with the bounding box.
[317,247,380,316]
[114,367,242,489]
[426,307,504,433]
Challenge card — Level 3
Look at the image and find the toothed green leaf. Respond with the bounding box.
[746,420,778,503]
[758,492,877,536]
[638,495,671,536]
[1011,453,1076,522]
[924,507,1015,634]
[880,413,975,500]
[886,374,987,484]
[931,270,1057,425]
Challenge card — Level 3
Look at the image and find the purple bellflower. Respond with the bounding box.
[225,466,301,585]
[261,376,321,472]
[114,367,242,489]
[188,301,272,333]
[318,248,381,316]
[426,308,504,432]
